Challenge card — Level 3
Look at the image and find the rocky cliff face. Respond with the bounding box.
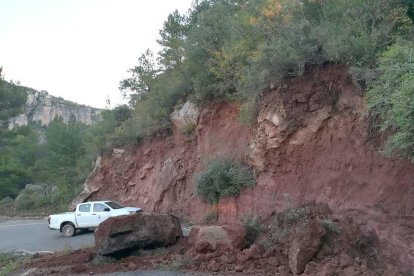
[74,65,414,269]
[8,89,100,129]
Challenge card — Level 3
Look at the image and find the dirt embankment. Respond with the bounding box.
[79,64,414,269]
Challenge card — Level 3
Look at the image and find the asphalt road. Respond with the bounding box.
[0,218,95,253]
[0,218,191,253]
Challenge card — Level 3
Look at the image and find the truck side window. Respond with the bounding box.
[79,203,91,212]
[93,203,108,212]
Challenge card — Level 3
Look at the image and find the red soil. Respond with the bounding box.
[76,64,414,270]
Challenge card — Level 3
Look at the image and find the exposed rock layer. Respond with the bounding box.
[8,89,100,129]
[78,64,414,269]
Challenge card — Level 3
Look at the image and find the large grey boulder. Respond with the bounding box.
[14,184,59,210]
[95,213,183,256]
[170,101,200,133]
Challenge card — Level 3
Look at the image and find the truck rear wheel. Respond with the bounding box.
[62,223,75,237]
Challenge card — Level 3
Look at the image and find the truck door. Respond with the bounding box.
[76,203,92,228]
[91,203,111,227]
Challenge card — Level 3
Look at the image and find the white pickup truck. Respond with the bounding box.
[48,201,142,237]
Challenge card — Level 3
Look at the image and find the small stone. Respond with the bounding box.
[194,241,214,254]
[128,262,138,270]
[267,256,280,267]
[235,265,244,272]
[354,257,361,265]
[207,260,220,272]
[339,254,353,269]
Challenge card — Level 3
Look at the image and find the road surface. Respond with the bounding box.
[0,218,95,252]
[0,218,192,253]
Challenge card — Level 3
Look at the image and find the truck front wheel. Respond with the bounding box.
[62,223,76,237]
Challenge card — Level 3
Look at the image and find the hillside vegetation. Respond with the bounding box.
[0,75,131,212]
[116,0,414,158]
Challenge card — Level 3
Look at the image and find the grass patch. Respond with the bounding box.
[92,254,116,266]
[0,253,21,276]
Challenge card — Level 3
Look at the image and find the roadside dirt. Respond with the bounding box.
[21,206,408,276]
[21,238,242,276]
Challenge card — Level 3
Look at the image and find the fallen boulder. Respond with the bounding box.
[257,204,329,274]
[188,225,246,251]
[288,218,326,274]
[95,213,183,256]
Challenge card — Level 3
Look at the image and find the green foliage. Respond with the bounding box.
[320,219,341,235]
[0,77,135,212]
[115,68,189,146]
[44,117,85,169]
[194,158,255,204]
[14,184,62,211]
[282,206,308,223]
[366,40,414,160]
[2,0,414,208]
[0,253,20,276]
[157,10,188,70]
[238,99,257,125]
[92,254,116,266]
[0,126,38,198]
[182,122,196,135]
[0,79,27,123]
[120,49,159,106]
[117,0,413,139]
[241,215,262,247]
[407,0,414,23]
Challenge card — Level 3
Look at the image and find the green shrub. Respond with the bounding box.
[241,215,262,247]
[182,122,196,135]
[238,100,257,126]
[194,158,255,204]
[92,254,116,266]
[0,253,20,276]
[282,206,308,223]
[320,219,341,235]
[366,40,414,161]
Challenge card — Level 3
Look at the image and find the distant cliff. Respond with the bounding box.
[8,89,100,129]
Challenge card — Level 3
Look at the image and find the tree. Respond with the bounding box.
[0,126,38,199]
[157,10,188,69]
[366,40,414,160]
[0,79,27,122]
[119,49,159,106]
[407,0,414,23]
[41,116,85,181]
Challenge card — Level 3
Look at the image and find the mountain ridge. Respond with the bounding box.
[7,88,101,129]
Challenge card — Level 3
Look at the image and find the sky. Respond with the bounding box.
[0,0,193,108]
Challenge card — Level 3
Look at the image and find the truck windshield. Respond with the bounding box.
[105,201,124,209]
